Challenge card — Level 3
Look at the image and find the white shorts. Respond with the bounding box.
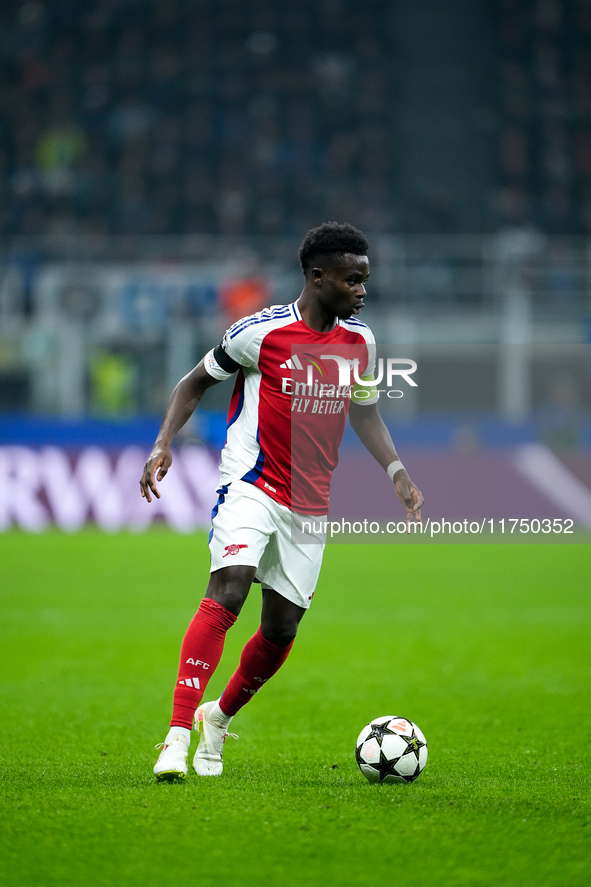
[208,480,326,609]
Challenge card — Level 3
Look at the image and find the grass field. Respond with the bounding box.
[1,531,589,887]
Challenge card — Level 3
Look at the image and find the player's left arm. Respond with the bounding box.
[348,401,424,525]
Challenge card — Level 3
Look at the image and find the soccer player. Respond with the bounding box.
[140,221,423,781]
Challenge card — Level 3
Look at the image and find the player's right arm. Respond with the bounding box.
[140,326,253,502]
[139,359,222,502]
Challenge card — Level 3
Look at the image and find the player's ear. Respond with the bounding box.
[311,267,323,285]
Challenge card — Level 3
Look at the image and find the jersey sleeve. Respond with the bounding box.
[219,316,263,368]
[203,315,262,381]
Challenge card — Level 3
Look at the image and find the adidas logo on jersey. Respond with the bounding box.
[279,355,304,370]
[280,353,356,373]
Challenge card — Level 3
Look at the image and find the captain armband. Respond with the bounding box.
[203,345,242,381]
[351,373,379,406]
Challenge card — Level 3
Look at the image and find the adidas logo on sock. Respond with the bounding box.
[178,677,201,688]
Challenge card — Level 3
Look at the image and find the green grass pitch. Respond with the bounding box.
[1,530,589,887]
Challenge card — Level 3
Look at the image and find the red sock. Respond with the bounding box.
[219,626,294,718]
[170,597,237,729]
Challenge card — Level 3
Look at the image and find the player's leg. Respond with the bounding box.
[155,480,275,781]
[220,587,304,713]
[191,485,325,776]
[170,565,256,726]
[193,588,304,775]
[153,564,255,781]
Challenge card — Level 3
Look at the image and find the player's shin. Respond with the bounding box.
[170,597,237,729]
[218,626,294,718]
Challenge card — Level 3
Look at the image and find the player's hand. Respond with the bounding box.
[393,474,424,532]
[139,447,173,502]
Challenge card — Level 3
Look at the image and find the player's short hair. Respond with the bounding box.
[298,221,369,273]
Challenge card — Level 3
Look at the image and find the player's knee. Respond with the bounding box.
[260,588,305,647]
[261,620,298,648]
[206,566,255,616]
[211,588,245,616]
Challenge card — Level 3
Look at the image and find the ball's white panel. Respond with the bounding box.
[418,746,428,769]
[393,752,418,777]
[359,763,380,783]
[381,772,406,784]
[380,733,407,761]
[388,717,413,736]
[356,724,373,746]
[413,723,427,745]
[371,716,395,727]
[359,737,381,764]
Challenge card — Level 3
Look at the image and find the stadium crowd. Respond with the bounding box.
[0,0,397,239]
[1,0,591,240]
[495,0,591,233]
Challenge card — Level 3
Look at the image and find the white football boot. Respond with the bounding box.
[193,701,238,776]
[153,729,190,781]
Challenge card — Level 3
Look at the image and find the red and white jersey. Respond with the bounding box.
[210,300,376,515]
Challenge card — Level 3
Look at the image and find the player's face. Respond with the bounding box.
[314,254,370,320]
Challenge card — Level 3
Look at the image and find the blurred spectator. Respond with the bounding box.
[219,251,270,323]
[36,123,86,178]
[220,275,270,324]
[89,348,137,416]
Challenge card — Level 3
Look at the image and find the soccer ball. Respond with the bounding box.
[355,716,428,784]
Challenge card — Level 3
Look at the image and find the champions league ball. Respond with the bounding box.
[355,716,428,784]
